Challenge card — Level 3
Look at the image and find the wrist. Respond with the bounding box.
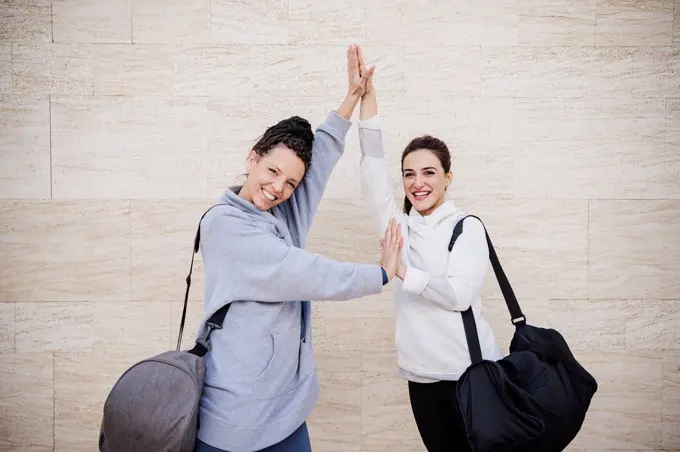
[336,92,360,120]
[346,90,362,102]
[396,264,406,281]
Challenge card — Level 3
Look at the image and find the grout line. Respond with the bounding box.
[129,199,133,303]
[586,198,590,301]
[52,351,56,450]
[50,0,54,43]
[12,302,16,354]
[49,96,53,199]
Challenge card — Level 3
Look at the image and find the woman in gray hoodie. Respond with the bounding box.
[194,44,403,452]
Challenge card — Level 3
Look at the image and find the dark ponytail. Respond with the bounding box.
[400,135,451,214]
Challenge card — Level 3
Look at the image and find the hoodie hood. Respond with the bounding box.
[218,185,291,239]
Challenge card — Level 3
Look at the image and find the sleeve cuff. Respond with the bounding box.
[401,266,430,295]
[324,109,353,138]
[358,115,381,130]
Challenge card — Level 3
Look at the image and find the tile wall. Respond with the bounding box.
[1,0,679,450]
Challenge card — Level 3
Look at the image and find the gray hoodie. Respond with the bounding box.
[196,110,384,451]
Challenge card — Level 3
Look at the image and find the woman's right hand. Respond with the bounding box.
[356,45,375,96]
[380,218,403,281]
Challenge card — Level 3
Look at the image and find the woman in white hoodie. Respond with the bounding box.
[355,47,504,451]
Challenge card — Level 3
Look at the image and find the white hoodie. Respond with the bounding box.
[358,116,503,383]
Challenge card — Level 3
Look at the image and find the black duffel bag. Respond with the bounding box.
[449,215,598,452]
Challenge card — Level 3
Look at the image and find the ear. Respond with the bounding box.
[445,170,453,186]
[246,150,259,173]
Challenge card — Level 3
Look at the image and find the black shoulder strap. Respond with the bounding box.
[449,215,526,365]
[176,204,232,357]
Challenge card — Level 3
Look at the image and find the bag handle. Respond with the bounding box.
[448,215,526,365]
[176,204,231,357]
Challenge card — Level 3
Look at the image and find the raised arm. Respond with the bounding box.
[357,50,400,236]
[397,217,489,311]
[281,44,374,238]
[201,210,403,303]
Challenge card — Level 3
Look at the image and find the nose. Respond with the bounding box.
[272,178,284,194]
[414,175,425,188]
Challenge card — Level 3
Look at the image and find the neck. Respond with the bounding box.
[238,181,253,203]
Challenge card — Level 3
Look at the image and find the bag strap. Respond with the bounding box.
[448,215,526,365]
[176,204,231,357]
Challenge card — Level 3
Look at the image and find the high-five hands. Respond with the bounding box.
[347,43,376,98]
[356,45,375,96]
[380,219,403,282]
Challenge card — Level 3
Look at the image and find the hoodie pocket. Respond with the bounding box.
[255,331,299,400]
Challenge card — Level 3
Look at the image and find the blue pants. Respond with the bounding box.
[194,422,311,452]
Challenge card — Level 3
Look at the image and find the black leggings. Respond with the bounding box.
[408,380,472,452]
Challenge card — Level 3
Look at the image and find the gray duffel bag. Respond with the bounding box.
[99,205,227,452]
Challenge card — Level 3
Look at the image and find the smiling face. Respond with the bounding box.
[402,148,452,217]
[241,145,306,210]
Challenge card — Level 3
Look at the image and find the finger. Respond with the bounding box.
[385,220,393,243]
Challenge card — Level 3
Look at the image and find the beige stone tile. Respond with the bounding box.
[572,351,663,450]
[366,0,518,46]
[0,0,51,42]
[626,300,679,350]
[131,200,212,302]
[599,48,680,98]
[361,350,424,451]
[405,45,481,97]
[512,97,666,143]
[512,141,680,199]
[668,98,680,144]
[54,351,158,452]
[0,41,10,93]
[0,353,53,452]
[92,44,175,95]
[518,0,596,46]
[133,0,210,43]
[289,0,365,43]
[595,0,674,46]
[0,200,131,302]
[311,296,395,353]
[53,0,132,43]
[308,350,362,451]
[0,303,14,353]
[663,352,680,449]
[51,96,208,199]
[15,302,171,354]
[550,300,626,350]
[207,95,367,199]
[211,0,288,44]
[675,0,680,44]
[481,47,601,97]
[456,198,588,300]
[389,98,517,198]
[589,201,680,300]
[12,42,94,95]
[308,198,383,261]
[0,95,51,198]
[176,44,404,99]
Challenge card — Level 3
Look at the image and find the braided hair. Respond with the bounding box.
[252,116,315,177]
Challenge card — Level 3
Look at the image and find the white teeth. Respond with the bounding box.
[413,191,429,197]
[262,189,277,201]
